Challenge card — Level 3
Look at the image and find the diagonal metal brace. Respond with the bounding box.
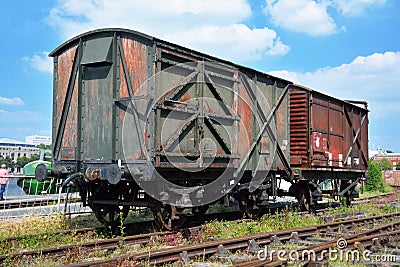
[234,84,291,178]
[343,114,367,166]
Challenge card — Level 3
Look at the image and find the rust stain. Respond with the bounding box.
[120,37,148,95]
[237,82,252,159]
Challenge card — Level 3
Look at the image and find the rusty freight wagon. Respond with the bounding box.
[35,28,368,228]
[289,85,369,209]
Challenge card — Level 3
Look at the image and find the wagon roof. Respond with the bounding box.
[49,28,292,84]
[292,83,369,111]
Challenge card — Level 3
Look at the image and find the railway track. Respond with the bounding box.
[120,212,400,266]
[355,191,398,204]
[4,212,398,266]
[0,211,242,264]
[1,193,397,266]
[0,204,346,258]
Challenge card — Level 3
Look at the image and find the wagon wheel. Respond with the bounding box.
[150,203,187,230]
[93,205,130,227]
[238,190,261,219]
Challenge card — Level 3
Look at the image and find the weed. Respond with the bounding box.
[119,211,126,236]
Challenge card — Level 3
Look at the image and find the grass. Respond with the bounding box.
[64,208,153,229]
[324,201,398,218]
[0,213,106,255]
[0,214,68,240]
[199,199,400,241]
[201,208,321,240]
[359,187,393,199]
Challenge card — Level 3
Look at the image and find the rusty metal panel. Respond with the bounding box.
[395,171,400,185]
[120,36,149,95]
[274,81,290,169]
[60,77,79,160]
[382,171,400,185]
[343,102,369,170]
[310,94,345,167]
[289,89,308,167]
[53,45,79,160]
[117,35,151,161]
[153,53,241,169]
[255,77,290,171]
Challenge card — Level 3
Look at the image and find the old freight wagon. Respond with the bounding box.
[289,85,368,209]
[35,28,368,228]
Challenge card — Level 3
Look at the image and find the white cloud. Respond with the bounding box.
[332,0,387,16]
[266,38,291,56]
[263,0,338,36]
[0,96,24,106]
[23,52,53,73]
[263,0,388,36]
[268,51,400,119]
[164,24,291,61]
[46,0,290,63]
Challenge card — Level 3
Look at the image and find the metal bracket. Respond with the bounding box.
[339,178,360,196]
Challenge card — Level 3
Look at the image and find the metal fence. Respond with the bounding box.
[0,176,90,220]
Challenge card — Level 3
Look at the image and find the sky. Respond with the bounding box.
[0,0,399,152]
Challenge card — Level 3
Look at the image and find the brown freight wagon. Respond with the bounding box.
[289,85,368,208]
[35,28,368,228]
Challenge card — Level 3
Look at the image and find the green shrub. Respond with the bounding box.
[378,157,393,171]
[366,160,386,192]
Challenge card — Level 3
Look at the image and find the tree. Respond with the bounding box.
[36,143,52,150]
[0,156,13,170]
[29,154,40,162]
[366,160,384,192]
[378,158,392,171]
[15,156,30,172]
[397,164,400,171]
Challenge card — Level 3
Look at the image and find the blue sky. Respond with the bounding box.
[0,0,399,152]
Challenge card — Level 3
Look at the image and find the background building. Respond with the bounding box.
[25,135,51,145]
[0,138,40,162]
[373,153,400,170]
